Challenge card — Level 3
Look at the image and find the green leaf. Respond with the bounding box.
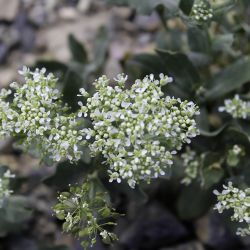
[196,106,209,131]
[0,196,32,236]
[68,34,88,64]
[187,27,210,53]
[34,60,68,76]
[92,27,109,72]
[125,53,166,79]
[79,228,90,237]
[62,69,83,111]
[156,49,201,95]
[177,183,214,220]
[212,34,234,53]
[205,56,250,100]
[222,127,250,149]
[44,161,91,189]
[202,153,224,189]
[179,0,194,15]
[203,168,224,188]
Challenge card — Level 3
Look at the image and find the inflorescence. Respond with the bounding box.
[78,74,200,188]
[0,66,86,162]
[0,67,200,188]
[219,94,250,119]
[53,182,119,249]
[0,169,15,207]
[191,1,213,23]
[214,182,250,236]
[181,147,200,185]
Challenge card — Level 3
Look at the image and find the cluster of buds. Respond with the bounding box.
[78,74,200,188]
[181,147,200,185]
[0,66,86,162]
[219,95,250,119]
[191,1,213,23]
[214,182,250,236]
[0,169,15,207]
[226,144,245,167]
[53,182,119,249]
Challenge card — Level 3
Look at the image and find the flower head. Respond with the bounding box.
[0,67,86,162]
[79,74,200,188]
[191,1,213,23]
[219,95,250,119]
[214,182,250,236]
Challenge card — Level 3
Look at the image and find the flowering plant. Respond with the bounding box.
[0,67,200,248]
[1,0,250,249]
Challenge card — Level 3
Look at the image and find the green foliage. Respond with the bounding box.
[0,195,32,236]
[1,0,250,247]
[205,57,250,101]
[53,179,120,249]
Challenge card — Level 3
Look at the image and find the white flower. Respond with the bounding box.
[191,2,213,23]
[0,67,86,163]
[80,74,199,188]
[214,182,250,237]
[219,95,250,119]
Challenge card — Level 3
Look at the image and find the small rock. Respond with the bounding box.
[0,25,19,46]
[161,241,204,250]
[0,43,8,64]
[58,7,79,21]
[7,236,39,250]
[0,68,16,87]
[77,0,91,13]
[14,13,36,52]
[120,202,189,249]
[112,6,132,19]
[195,211,243,250]
[27,2,47,26]
[135,13,161,32]
[0,0,19,21]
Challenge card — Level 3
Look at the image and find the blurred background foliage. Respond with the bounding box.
[1,0,250,249]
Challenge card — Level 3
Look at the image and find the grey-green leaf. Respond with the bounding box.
[205,56,250,100]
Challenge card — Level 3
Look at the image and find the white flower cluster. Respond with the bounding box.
[214,182,250,236]
[78,74,200,188]
[219,95,250,119]
[191,1,213,22]
[0,169,15,207]
[181,147,200,185]
[0,67,200,188]
[0,66,86,162]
